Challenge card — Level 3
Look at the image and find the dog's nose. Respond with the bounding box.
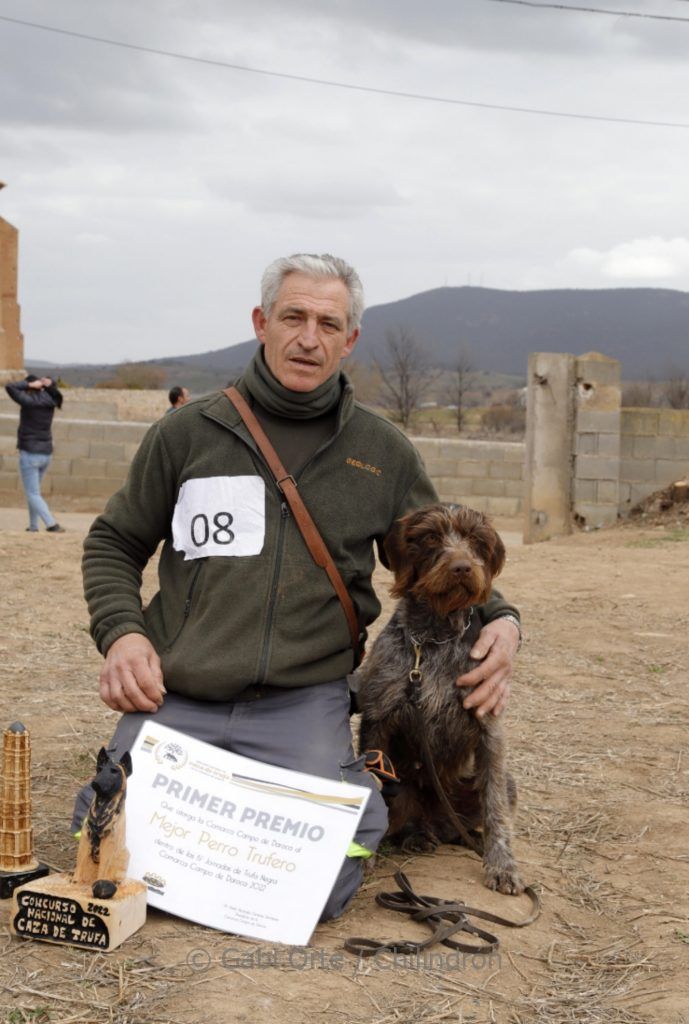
[450,558,472,576]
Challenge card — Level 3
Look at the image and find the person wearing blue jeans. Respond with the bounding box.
[5,374,65,533]
[18,449,57,531]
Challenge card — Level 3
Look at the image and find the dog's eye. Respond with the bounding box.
[414,531,439,548]
[471,531,499,565]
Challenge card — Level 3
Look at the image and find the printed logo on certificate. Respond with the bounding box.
[171,475,265,560]
[125,723,370,945]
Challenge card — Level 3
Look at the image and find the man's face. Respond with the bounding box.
[252,272,359,392]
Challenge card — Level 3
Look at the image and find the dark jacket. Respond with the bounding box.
[83,379,519,700]
[5,380,62,454]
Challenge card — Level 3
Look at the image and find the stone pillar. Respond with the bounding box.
[0,215,26,383]
[572,352,621,529]
[523,352,576,543]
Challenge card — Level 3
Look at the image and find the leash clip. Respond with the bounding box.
[409,641,423,684]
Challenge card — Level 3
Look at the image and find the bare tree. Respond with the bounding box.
[97,362,166,390]
[448,344,475,433]
[662,366,689,409]
[375,326,435,429]
[342,357,381,406]
[622,380,654,407]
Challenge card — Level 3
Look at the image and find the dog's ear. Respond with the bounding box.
[96,747,109,771]
[383,516,416,596]
[119,751,133,778]
[488,530,506,579]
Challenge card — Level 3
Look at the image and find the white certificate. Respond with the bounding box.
[125,723,370,945]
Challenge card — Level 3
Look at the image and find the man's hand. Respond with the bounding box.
[99,634,166,713]
[456,618,520,719]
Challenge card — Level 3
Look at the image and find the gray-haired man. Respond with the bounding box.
[76,254,520,919]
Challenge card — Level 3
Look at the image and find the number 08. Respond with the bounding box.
[190,511,235,547]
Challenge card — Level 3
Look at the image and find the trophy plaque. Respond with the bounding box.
[11,746,146,952]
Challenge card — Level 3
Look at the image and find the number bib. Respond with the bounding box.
[171,476,266,560]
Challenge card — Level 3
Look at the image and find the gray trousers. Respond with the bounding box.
[72,678,388,922]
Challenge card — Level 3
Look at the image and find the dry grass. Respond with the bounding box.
[1,517,688,1023]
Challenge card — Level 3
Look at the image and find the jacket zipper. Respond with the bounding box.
[164,558,205,651]
[256,500,290,684]
[200,411,292,686]
[251,422,347,683]
[201,399,349,683]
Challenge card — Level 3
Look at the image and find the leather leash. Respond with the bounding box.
[414,705,485,857]
[407,638,484,856]
[223,386,362,660]
[344,871,540,958]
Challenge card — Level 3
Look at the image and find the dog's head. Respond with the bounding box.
[92,747,132,800]
[384,504,506,617]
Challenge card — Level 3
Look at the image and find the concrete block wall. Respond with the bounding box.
[5,380,684,527]
[0,392,119,422]
[523,351,576,543]
[0,413,527,517]
[411,437,525,517]
[572,353,621,529]
[0,415,149,501]
[619,408,689,512]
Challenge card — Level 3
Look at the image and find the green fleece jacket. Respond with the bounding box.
[82,377,519,699]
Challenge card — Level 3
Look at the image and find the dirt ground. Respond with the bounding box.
[1,503,688,1024]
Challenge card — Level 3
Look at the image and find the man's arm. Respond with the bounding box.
[83,421,177,712]
[457,587,521,717]
[458,615,520,718]
[98,634,166,713]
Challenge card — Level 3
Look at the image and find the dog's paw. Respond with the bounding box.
[447,828,484,854]
[400,830,440,854]
[483,863,524,896]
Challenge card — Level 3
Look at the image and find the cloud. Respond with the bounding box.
[3,0,689,364]
[207,167,406,219]
[568,237,689,282]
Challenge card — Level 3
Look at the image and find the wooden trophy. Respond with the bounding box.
[0,722,50,897]
[11,746,147,952]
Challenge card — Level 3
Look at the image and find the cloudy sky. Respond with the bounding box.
[1,0,688,364]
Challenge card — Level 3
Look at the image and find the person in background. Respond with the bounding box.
[5,374,65,533]
[166,386,190,413]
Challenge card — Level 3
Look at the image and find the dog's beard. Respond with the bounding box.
[410,563,491,617]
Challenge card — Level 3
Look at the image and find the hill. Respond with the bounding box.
[352,286,689,376]
[28,285,689,388]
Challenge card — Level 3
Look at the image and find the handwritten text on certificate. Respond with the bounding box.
[125,723,370,945]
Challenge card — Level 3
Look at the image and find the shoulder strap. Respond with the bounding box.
[223,386,362,659]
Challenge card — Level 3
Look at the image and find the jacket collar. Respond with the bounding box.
[200,372,356,443]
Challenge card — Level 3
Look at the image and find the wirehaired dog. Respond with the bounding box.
[355,504,523,895]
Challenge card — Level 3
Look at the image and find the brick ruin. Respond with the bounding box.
[0,211,26,382]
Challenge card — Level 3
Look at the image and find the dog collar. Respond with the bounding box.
[408,608,474,685]
[409,607,473,650]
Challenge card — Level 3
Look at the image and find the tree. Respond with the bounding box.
[662,366,689,409]
[375,326,436,430]
[622,380,654,407]
[97,362,167,390]
[342,357,381,406]
[448,344,475,433]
